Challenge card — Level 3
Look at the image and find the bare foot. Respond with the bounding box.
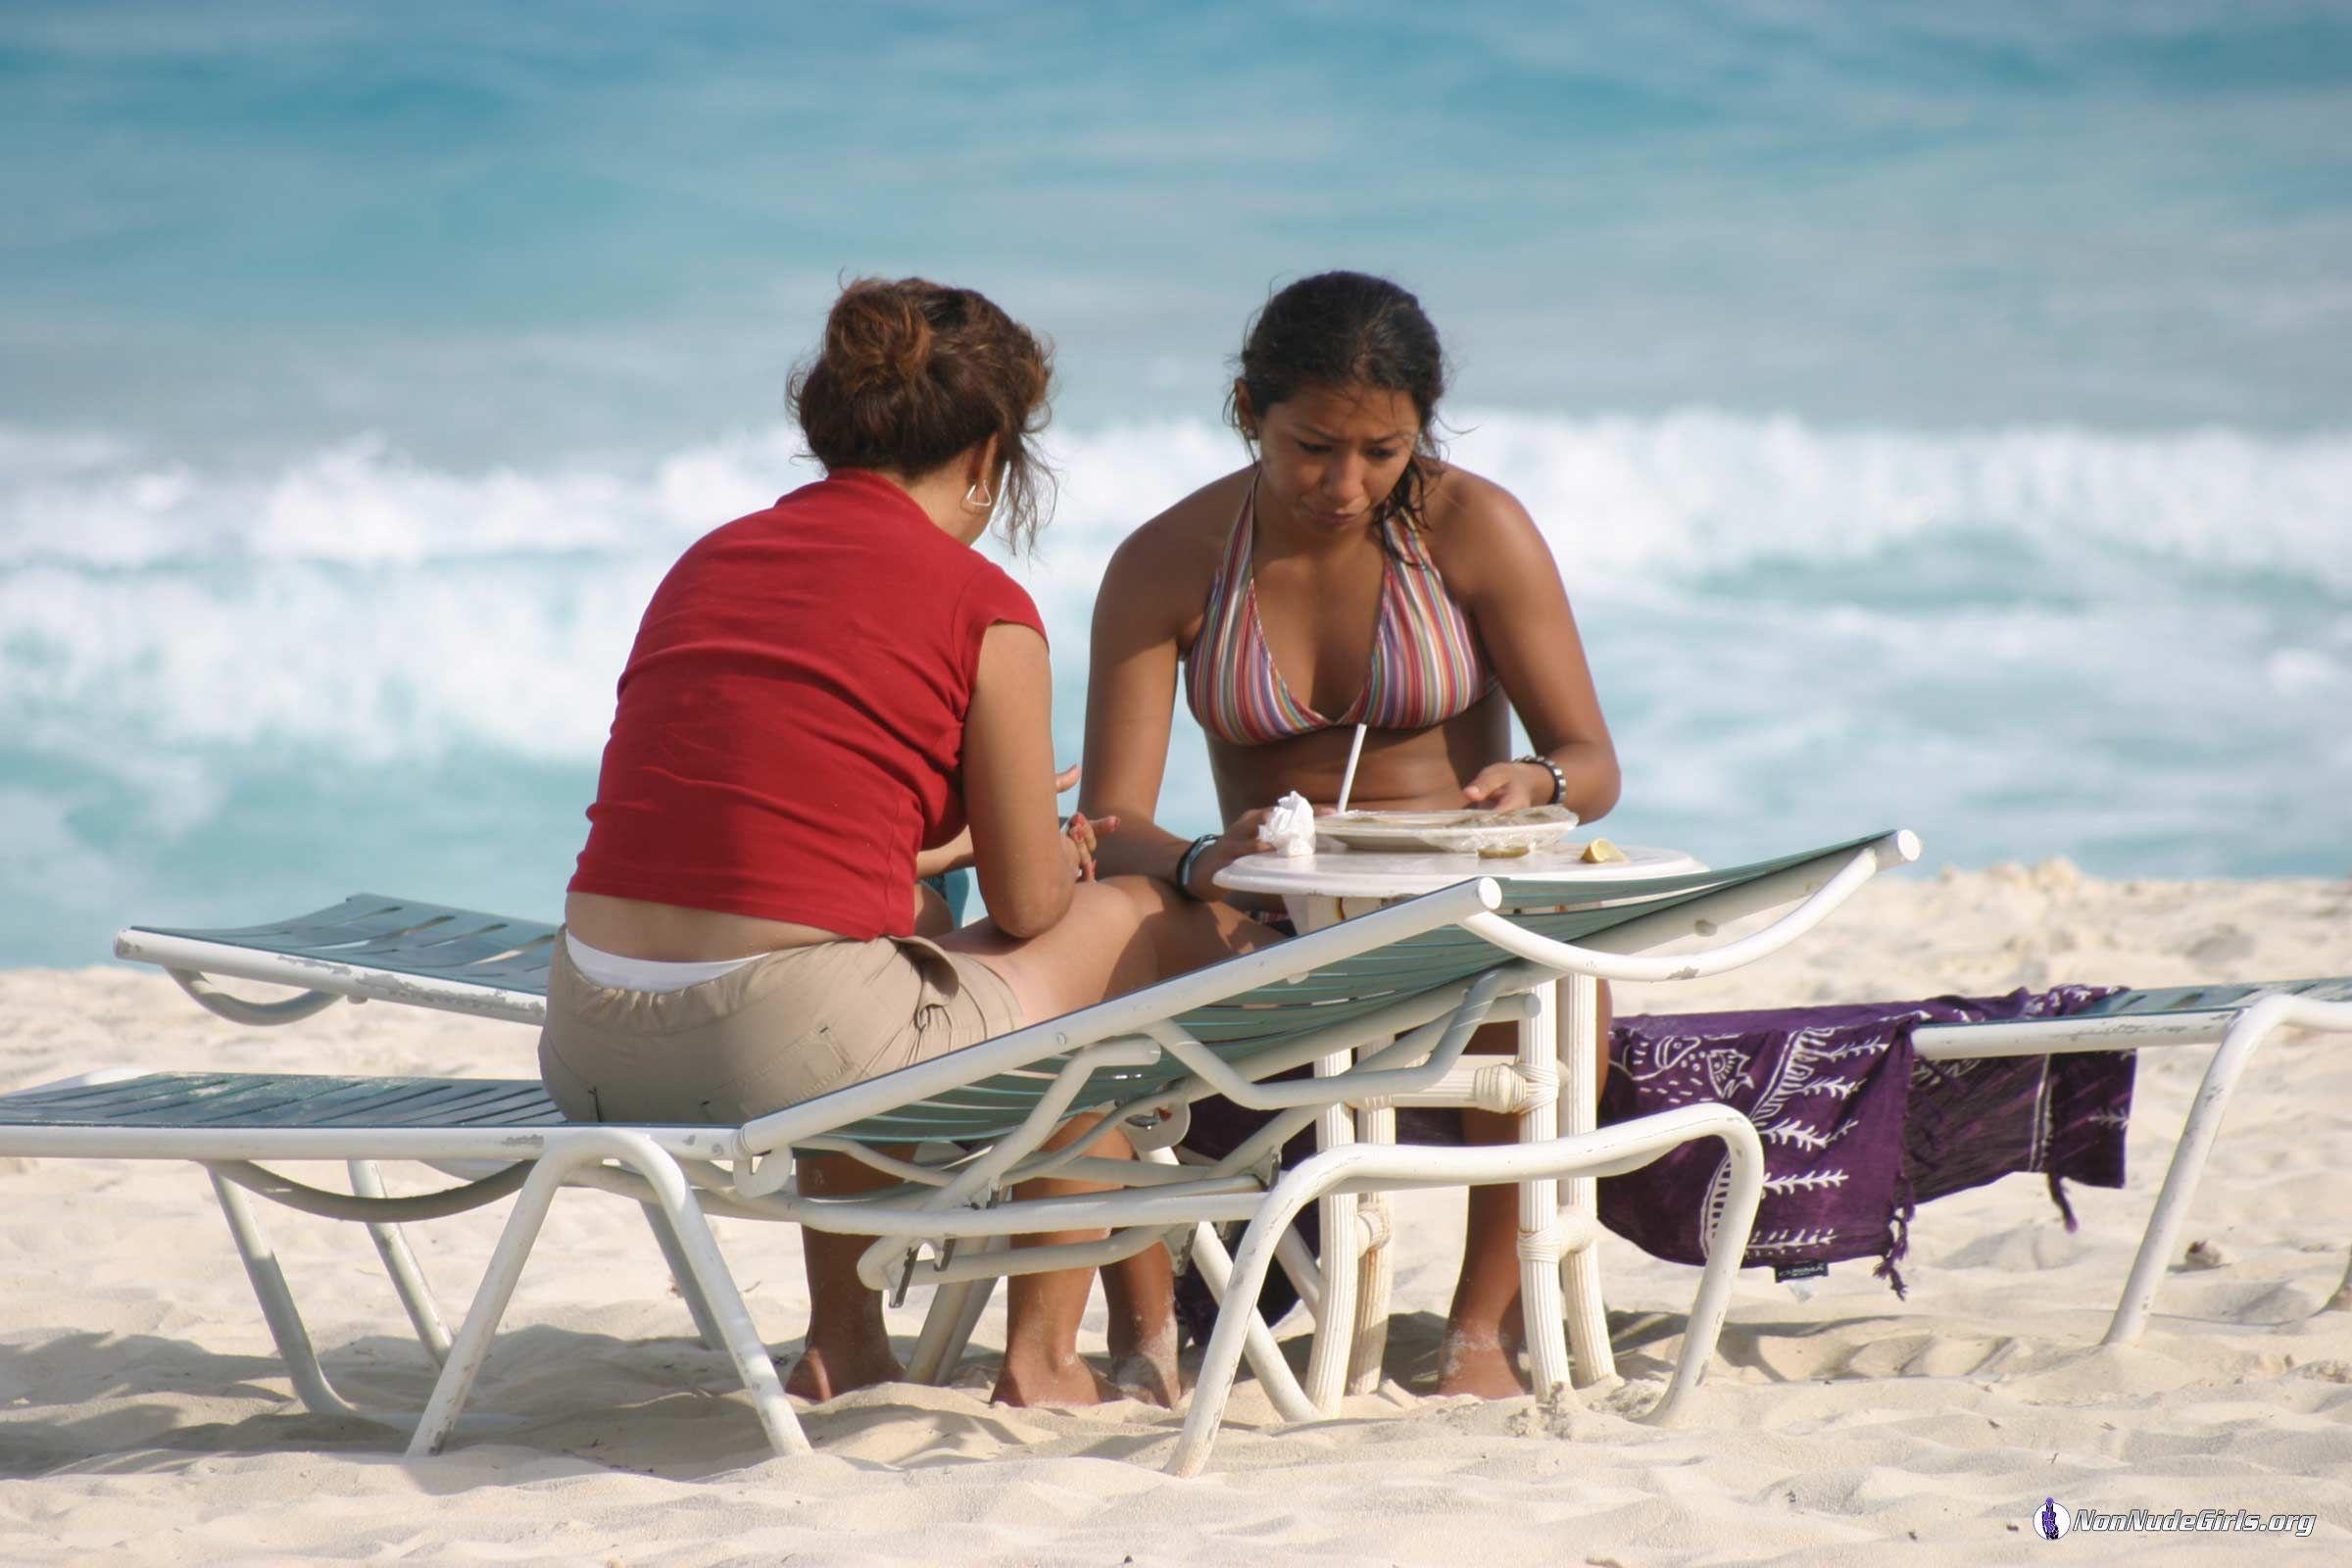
[1435,1329,1531,1399]
[782,1340,905,1401]
[1108,1350,1183,1407]
[1106,1316,1183,1407]
[992,1351,1119,1407]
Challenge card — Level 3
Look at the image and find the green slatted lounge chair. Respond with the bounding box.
[1909,979,2352,1341]
[14,831,1917,1472]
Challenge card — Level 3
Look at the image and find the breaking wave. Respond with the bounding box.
[3,410,2346,966]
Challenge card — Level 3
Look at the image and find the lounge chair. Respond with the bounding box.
[947,833,1933,1406]
[1380,973,2352,1352]
[1911,980,2352,1340]
[11,833,1915,1471]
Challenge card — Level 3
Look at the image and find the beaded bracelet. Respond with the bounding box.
[1517,753,1568,807]
[1174,833,1222,899]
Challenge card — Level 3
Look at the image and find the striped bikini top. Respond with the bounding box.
[1185,478,1496,746]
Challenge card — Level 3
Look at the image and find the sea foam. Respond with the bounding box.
[5,409,2343,756]
[2,410,2346,966]
[9,412,2347,578]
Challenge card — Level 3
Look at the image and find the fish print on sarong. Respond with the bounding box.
[1597,986,2132,1293]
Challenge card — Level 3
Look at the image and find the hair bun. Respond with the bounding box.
[824,280,936,395]
[789,275,1056,552]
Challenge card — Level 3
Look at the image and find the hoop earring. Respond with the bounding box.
[963,478,994,511]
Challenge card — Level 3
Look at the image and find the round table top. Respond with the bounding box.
[1214,842,1705,899]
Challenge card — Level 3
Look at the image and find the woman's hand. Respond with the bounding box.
[1181,807,1284,901]
[1060,810,1119,881]
[914,823,976,878]
[1054,761,1115,880]
[1461,760,1554,810]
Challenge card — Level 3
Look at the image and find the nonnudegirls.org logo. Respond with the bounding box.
[2033,1498,2317,1540]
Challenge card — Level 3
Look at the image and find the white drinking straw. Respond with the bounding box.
[1334,722,1369,815]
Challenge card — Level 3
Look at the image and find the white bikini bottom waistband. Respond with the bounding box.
[563,931,765,994]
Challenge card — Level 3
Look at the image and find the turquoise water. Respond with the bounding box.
[4,2,2349,966]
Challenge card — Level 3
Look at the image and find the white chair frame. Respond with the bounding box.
[51,837,1925,1468]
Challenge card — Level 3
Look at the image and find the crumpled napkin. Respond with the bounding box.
[1256,790,1319,858]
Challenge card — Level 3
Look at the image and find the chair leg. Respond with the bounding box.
[1638,1113,1766,1427]
[1182,1220,1318,1420]
[409,1130,809,1461]
[349,1160,454,1364]
[637,1200,725,1351]
[1274,1225,1325,1320]
[906,1245,1003,1386]
[2104,995,2335,1345]
[2327,1248,2352,1314]
[1172,1108,1767,1475]
[208,1168,394,1425]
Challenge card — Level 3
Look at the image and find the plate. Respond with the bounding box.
[1314,805,1581,858]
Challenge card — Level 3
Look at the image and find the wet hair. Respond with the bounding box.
[1230,270,1447,529]
[790,277,1055,551]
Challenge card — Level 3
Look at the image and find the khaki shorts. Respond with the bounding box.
[537,931,1024,1125]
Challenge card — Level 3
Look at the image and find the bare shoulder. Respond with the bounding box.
[1417,465,1550,587]
[1097,466,1252,630]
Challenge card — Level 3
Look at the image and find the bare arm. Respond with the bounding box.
[962,621,1076,938]
[1077,529,1203,889]
[914,827,973,880]
[1443,485,1621,819]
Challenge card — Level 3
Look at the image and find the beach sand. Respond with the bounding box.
[2,864,2348,1563]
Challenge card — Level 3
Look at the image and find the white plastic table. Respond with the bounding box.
[1220,843,1702,925]
[1216,842,1703,1398]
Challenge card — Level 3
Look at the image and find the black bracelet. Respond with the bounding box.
[1174,833,1221,899]
[1517,754,1568,807]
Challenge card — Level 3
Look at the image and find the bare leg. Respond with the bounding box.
[1438,983,1613,1397]
[1102,1203,1183,1404]
[939,875,1275,1026]
[954,879,1276,1406]
[1444,1092,1531,1398]
[992,1114,1182,1407]
[786,1152,909,1400]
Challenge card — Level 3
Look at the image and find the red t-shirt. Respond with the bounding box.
[569,468,1046,940]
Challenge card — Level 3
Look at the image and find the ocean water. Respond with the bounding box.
[3,2,2348,967]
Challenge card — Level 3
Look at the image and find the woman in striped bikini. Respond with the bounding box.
[1079,270,1621,1397]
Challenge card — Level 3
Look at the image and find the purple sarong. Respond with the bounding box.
[1597,986,2133,1294]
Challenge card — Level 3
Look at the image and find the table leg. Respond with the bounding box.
[1345,871,1403,1393]
[1305,1053,1360,1412]
[1295,893,1359,1413]
[1347,1104,1396,1395]
[1517,982,1574,1397]
[1557,973,1614,1385]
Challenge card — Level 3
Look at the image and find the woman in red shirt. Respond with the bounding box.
[548,277,1265,1407]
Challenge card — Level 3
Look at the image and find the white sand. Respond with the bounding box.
[2,864,2349,1563]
